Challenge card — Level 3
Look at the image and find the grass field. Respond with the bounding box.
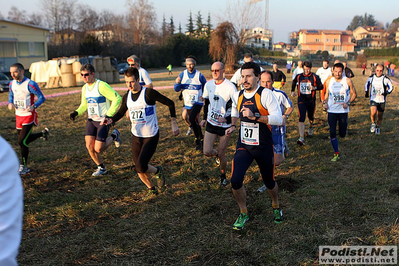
[0,64,398,265]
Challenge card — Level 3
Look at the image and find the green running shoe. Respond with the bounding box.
[273,208,283,224]
[233,213,249,230]
[331,154,340,162]
[155,166,166,188]
[142,188,158,200]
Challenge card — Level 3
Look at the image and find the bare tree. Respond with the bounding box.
[41,0,64,32]
[76,4,99,32]
[126,0,157,50]
[7,6,27,22]
[209,21,239,72]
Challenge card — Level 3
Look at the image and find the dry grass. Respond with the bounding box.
[0,64,398,265]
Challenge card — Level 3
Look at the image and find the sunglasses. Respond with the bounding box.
[211,69,220,73]
[129,64,136,67]
[81,73,90,77]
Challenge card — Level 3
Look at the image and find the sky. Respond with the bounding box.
[2,0,399,43]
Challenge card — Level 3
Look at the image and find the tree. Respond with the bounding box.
[76,4,99,32]
[346,13,377,30]
[186,11,194,35]
[206,12,212,36]
[126,0,157,55]
[161,14,168,39]
[7,6,27,23]
[170,16,175,35]
[209,21,239,72]
[178,23,182,34]
[196,11,203,36]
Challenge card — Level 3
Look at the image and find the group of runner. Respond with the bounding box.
[5,55,394,231]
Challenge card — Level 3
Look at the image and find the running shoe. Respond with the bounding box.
[195,138,203,150]
[308,127,314,136]
[186,127,192,136]
[257,184,267,193]
[370,123,376,133]
[215,157,220,166]
[284,143,290,157]
[375,127,380,135]
[331,154,340,162]
[92,166,107,176]
[273,208,283,224]
[19,165,30,175]
[112,129,122,148]
[297,137,305,146]
[233,213,249,230]
[155,166,166,189]
[142,188,159,200]
[42,128,50,141]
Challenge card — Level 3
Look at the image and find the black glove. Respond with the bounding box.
[70,111,78,121]
[365,92,369,98]
[179,91,183,101]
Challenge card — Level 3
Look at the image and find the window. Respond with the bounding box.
[0,42,17,57]
[18,42,45,57]
[315,38,320,42]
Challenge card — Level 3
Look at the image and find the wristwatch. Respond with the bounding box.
[254,112,261,121]
[284,114,289,119]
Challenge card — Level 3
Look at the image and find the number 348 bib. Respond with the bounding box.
[240,121,259,145]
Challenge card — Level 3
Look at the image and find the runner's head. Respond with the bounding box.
[322,59,329,69]
[332,62,344,79]
[303,61,312,75]
[185,55,197,73]
[241,61,261,91]
[211,61,224,82]
[124,67,140,91]
[10,63,25,82]
[127,55,141,69]
[260,70,273,90]
[375,64,384,77]
[80,64,96,84]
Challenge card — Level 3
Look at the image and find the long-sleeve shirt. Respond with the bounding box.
[112,87,176,124]
[291,72,323,102]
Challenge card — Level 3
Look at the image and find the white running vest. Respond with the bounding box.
[12,79,33,116]
[370,76,386,103]
[181,70,203,109]
[127,88,159,137]
[327,77,350,114]
[85,80,110,121]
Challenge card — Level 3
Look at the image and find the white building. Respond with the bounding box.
[244,27,273,50]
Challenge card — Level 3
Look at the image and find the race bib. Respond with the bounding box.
[240,121,259,145]
[373,84,383,96]
[14,99,28,109]
[87,102,101,119]
[184,90,199,107]
[209,107,224,126]
[299,82,312,94]
[129,107,146,124]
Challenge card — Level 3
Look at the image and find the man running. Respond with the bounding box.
[8,63,49,175]
[271,63,286,89]
[257,70,293,193]
[200,62,237,187]
[365,64,394,135]
[174,55,206,149]
[69,64,122,176]
[107,67,180,199]
[230,53,264,89]
[323,62,357,161]
[292,60,303,80]
[127,55,153,89]
[291,61,323,145]
[225,62,283,230]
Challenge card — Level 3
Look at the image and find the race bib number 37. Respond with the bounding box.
[240,121,260,145]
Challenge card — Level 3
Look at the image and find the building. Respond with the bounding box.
[244,27,273,50]
[295,29,355,57]
[0,19,50,71]
[353,26,394,49]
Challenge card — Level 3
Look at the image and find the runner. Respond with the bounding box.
[257,70,293,192]
[271,63,286,89]
[69,64,122,176]
[323,62,357,161]
[200,62,237,187]
[291,61,323,145]
[364,64,394,135]
[174,55,206,149]
[107,67,179,199]
[127,55,153,89]
[8,63,49,175]
[292,60,303,80]
[225,62,283,230]
[231,53,264,89]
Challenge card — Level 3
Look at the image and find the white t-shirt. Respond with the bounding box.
[316,67,332,85]
[0,136,23,266]
[292,67,304,80]
[203,78,237,128]
[327,77,350,114]
[138,67,152,86]
[230,66,265,87]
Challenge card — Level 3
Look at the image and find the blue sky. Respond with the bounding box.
[2,0,399,42]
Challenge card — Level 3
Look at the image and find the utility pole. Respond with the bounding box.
[249,0,269,30]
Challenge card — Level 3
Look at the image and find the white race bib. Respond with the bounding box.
[14,99,28,109]
[300,82,312,94]
[129,107,146,125]
[87,102,101,119]
[209,107,224,126]
[240,121,259,146]
[184,90,199,107]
